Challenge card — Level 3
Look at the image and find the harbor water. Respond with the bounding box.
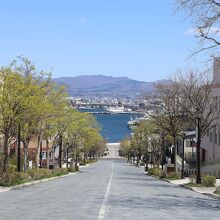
[78,108,141,143]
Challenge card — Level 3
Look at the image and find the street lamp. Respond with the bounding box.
[181,132,186,179]
[196,108,202,184]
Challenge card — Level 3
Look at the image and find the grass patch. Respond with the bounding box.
[186,174,216,187]
[164,172,181,180]
[185,183,205,187]
[148,167,162,177]
[214,190,220,196]
[214,186,220,196]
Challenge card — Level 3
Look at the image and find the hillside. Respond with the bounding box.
[53,75,162,97]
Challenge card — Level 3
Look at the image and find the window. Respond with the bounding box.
[41,151,47,160]
[49,151,53,159]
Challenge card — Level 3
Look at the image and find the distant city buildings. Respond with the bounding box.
[70,96,148,113]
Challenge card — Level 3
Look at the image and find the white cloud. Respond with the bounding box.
[185,27,220,36]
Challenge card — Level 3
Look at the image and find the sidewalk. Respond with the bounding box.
[165,177,220,199]
[168,178,190,185]
[0,186,10,193]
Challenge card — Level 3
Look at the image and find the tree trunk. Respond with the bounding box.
[70,147,74,169]
[2,133,9,173]
[46,138,49,169]
[23,140,28,172]
[39,139,43,168]
[52,145,55,169]
[36,132,43,169]
[84,151,86,165]
[58,134,63,168]
[172,136,176,172]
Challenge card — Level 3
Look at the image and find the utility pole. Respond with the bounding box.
[181,133,185,179]
[196,112,202,184]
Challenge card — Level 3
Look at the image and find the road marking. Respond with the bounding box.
[98,162,114,220]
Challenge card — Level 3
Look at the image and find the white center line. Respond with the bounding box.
[98,162,114,220]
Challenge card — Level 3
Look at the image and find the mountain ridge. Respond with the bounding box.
[52,75,166,97]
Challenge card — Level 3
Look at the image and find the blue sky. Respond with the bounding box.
[0,0,204,81]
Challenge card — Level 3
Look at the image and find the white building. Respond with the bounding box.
[201,58,220,177]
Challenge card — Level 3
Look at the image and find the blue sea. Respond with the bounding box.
[78,108,141,143]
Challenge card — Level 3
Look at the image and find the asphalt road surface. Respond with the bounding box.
[0,160,220,220]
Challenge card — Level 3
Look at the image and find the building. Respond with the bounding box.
[201,58,220,177]
[9,136,58,169]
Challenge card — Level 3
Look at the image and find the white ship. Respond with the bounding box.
[127,115,149,128]
[106,106,126,114]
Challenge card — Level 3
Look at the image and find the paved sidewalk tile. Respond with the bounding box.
[169,178,190,185]
[0,186,10,193]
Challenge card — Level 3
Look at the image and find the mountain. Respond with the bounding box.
[53,75,164,98]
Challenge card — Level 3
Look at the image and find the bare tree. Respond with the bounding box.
[146,82,185,170]
[174,70,216,137]
[173,69,219,183]
[176,0,220,55]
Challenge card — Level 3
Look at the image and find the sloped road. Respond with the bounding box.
[0,160,220,220]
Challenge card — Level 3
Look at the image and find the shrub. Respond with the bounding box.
[27,169,51,180]
[0,168,70,186]
[148,168,162,177]
[7,164,17,172]
[201,174,216,187]
[67,167,75,172]
[166,172,181,180]
[52,168,68,176]
[85,159,97,164]
[80,161,86,166]
[0,171,29,186]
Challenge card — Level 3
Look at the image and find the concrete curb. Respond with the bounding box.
[145,174,171,183]
[181,185,220,200]
[203,192,220,200]
[0,171,78,192]
[79,161,99,168]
